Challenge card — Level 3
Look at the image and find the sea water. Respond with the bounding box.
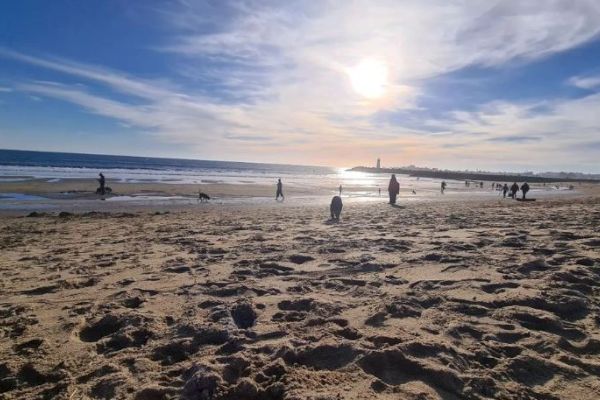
[0,149,575,207]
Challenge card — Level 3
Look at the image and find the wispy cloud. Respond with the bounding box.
[162,1,600,81]
[568,74,600,89]
[419,93,600,170]
[2,1,600,169]
[486,135,542,143]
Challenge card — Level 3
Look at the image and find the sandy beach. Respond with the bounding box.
[4,0,600,398]
[1,192,599,400]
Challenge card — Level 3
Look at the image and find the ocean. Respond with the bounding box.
[0,149,340,184]
[0,149,572,210]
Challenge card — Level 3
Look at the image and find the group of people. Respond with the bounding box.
[386,175,533,204]
[506,182,530,199]
[274,175,533,207]
[492,182,530,199]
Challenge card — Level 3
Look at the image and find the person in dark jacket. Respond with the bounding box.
[520,182,530,199]
[275,178,284,201]
[510,182,519,199]
[502,184,509,198]
[98,173,106,195]
[388,174,400,205]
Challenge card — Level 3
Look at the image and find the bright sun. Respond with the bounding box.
[347,58,389,99]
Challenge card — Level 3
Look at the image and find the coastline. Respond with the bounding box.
[0,178,593,216]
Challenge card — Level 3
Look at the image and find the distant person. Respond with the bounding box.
[388,174,400,205]
[510,182,519,199]
[441,181,446,194]
[339,185,342,196]
[276,178,284,201]
[502,184,508,198]
[378,187,381,196]
[98,173,106,195]
[330,196,343,220]
[521,182,530,199]
[480,181,483,188]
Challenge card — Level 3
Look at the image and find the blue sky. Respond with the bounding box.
[1,0,600,172]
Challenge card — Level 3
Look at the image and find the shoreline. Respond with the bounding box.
[0,189,592,218]
[0,177,592,210]
[0,183,591,217]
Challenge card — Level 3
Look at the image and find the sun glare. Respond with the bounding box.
[348,58,389,99]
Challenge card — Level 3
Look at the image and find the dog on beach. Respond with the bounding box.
[198,192,210,202]
[330,195,343,220]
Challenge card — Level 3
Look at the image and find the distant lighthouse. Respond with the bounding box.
[376,158,381,169]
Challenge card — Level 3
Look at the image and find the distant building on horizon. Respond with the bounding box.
[376,158,381,169]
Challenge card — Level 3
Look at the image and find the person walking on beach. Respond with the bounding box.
[275,178,284,201]
[510,182,519,199]
[378,187,381,196]
[339,185,342,196]
[98,173,106,195]
[520,182,530,200]
[502,183,509,198]
[441,181,447,194]
[388,174,400,205]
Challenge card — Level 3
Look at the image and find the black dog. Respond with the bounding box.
[198,192,210,202]
[330,195,343,220]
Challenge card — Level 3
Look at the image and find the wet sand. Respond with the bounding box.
[0,179,297,199]
[1,194,599,399]
[0,178,590,201]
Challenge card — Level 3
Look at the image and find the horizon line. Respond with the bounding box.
[1,147,598,176]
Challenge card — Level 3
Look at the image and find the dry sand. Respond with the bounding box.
[1,195,599,399]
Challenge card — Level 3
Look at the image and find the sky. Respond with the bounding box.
[1,0,600,172]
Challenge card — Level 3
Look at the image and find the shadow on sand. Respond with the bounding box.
[390,204,405,209]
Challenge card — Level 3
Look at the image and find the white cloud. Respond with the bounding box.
[417,93,600,170]
[163,1,600,79]
[2,1,600,169]
[568,74,600,89]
